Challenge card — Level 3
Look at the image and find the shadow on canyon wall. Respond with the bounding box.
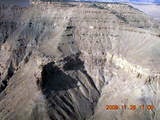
[37,54,100,120]
[40,62,78,92]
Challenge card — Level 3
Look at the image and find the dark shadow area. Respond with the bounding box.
[0,61,14,93]
[38,56,99,120]
[39,62,79,119]
[40,62,78,92]
[90,3,105,9]
[63,54,84,71]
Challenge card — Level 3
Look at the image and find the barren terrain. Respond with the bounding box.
[0,2,160,120]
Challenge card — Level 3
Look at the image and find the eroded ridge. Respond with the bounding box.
[0,2,160,120]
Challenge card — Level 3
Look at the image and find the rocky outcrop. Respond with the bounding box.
[40,57,100,120]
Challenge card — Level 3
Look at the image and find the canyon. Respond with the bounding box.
[0,1,160,120]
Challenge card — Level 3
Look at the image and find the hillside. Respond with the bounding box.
[0,2,160,120]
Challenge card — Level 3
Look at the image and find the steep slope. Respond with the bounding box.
[0,2,160,120]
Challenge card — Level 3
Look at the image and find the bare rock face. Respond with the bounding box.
[0,2,160,120]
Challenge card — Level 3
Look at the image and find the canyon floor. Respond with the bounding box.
[0,2,160,120]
